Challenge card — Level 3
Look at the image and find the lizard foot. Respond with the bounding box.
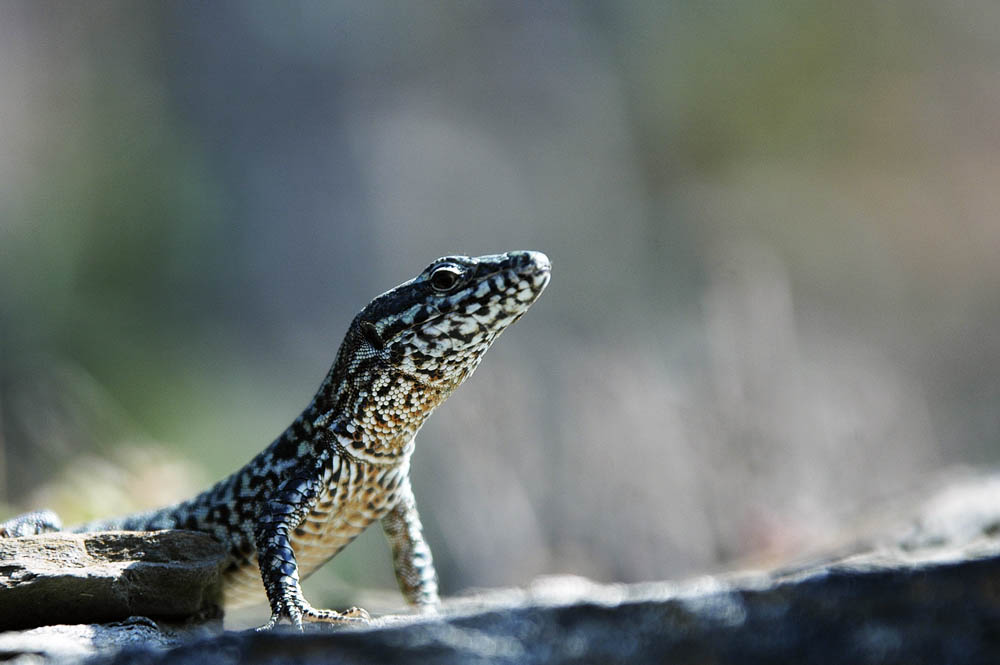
[0,510,63,537]
[256,601,370,632]
[303,605,371,623]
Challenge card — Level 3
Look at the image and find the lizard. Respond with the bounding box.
[0,250,551,630]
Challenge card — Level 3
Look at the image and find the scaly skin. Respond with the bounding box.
[0,251,551,630]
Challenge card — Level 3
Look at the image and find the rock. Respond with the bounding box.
[44,537,1000,665]
[7,472,1000,663]
[0,531,224,631]
[0,616,216,664]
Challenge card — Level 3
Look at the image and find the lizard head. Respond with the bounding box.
[352,250,551,392]
[321,251,549,453]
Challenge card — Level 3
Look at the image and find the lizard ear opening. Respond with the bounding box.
[359,320,385,351]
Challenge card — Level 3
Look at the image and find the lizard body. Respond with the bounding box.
[1,251,551,629]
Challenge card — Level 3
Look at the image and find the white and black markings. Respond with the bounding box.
[2,251,551,631]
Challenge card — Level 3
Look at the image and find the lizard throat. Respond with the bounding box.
[324,365,447,458]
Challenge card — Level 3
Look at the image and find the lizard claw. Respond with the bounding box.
[255,601,369,631]
[255,613,284,632]
[416,603,440,616]
[302,603,371,624]
[255,597,304,632]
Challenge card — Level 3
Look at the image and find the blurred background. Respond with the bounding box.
[2,1,999,623]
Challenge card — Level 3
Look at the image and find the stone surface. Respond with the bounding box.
[0,531,223,631]
[0,617,217,664]
[82,542,1000,665]
[6,472,1000,663]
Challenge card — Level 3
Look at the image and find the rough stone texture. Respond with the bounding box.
[0,531,223,631]
[6,471,1000,663]
[84,544,1000,665]
[0,617,217,664]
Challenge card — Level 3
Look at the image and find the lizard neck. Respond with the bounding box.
[309,357,449,461]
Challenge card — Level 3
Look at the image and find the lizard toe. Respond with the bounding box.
[301,603,370,624]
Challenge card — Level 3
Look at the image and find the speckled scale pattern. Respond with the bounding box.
[1,251,551,630]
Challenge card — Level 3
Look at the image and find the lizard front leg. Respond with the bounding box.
[381,477,439,610]
[0,510,62,537]
[254,464,369,631]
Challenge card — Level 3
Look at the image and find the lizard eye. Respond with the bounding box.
[429,264,464,292]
